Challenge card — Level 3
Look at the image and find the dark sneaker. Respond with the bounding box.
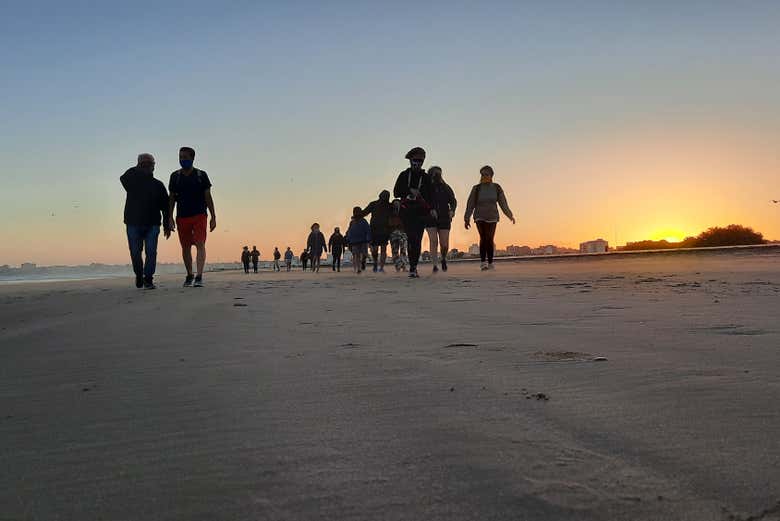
[143,278,156,290]
[135,276,144,289]
[183,275,194,287]
[441,259,448,272]
[193,276,204,287]
[373,265,378,273]
[408,270,419,278]
[432,265,439,273]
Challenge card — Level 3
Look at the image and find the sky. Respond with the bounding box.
[1,0,779,265]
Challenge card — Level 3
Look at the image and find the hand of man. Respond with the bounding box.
[430,209,438,220]
[164,228,171,239]
[511,217,516,225]
[464,220,471,230]
[448,210,455,220]
[409,188,420,199]
[210,216,217,232]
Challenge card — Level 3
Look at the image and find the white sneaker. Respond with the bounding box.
[488,263,495,270]
[480,262,489,271]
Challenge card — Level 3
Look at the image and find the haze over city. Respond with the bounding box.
[1,1,779,266]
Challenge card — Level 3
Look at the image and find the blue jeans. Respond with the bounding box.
[126,225,160,279]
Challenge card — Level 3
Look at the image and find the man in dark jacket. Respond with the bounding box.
[393,146,433,278]
[359,190,393,272]
[120,153,171,289]
[307,223,328,273]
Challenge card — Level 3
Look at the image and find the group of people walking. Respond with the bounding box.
[121,145,514,287]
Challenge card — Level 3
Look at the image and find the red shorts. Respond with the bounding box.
[176,214,207,247]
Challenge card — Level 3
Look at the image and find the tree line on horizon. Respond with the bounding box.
[619,224,767,251]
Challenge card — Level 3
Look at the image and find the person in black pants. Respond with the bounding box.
[250,246,260,273]
[464,165,515,271]
[393,147,433,278]
[241,246,250,273]
[328,227,345,272]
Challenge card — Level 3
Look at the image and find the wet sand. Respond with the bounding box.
[1,251,779,520]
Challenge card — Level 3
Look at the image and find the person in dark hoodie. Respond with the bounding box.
[250,246,260,273]
[120,153,171,289]
[328,227,346,272]
[393,147,433,278]
[346,207,371,274]
[425,166,457,273]
[359,190,393,273]
[300,249,309,271]
[241,246,251,273]
[307,223,328,272]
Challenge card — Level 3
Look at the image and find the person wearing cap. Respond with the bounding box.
[241,246,251,273]
[307,223,328,273]
[393,147,433,278]
[464,165,516,271]
[425,166,457,273]
[284,247,294,272]
[328,227,346,272]
[358,190,393,272]
[250,245,260,273]
[120,153,171,289]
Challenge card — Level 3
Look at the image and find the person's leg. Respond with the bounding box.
[485,222,497,264]
[439,229,450,271]
[379,243,387,269]
[126,226,144,286]
[403,216,423,272]
[476,221,488,264]
[426,227,439,269]
[143,226,160,282]
[370,244,379,271]
[182,245,194,275]
[195,243,206,277]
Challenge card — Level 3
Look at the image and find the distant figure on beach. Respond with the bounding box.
[168,146,216,287]
[307,223,328,273]
[284,247,293,272]
[426,166,457,273]
[273,247,281,272]
[389,200,409,272]
[346,207,371,274]
[250,246,260,273]
[359,190,393,272]
[393,147,432,278]
[300,249,309,271]
[328,227,345,272]
[120,153,171,289]
[241,246,251,273]
[465,165,515,271]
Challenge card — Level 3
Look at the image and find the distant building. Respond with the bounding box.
[448,249,460,259]
[580,239,609,253]
[20,263,37,272]
[507,245,532,256]
[533,245,558,255]
[468,243,480,256]
[495,249,508,257]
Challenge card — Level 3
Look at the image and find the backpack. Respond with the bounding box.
[171,169,206,196]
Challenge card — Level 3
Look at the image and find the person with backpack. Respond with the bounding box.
[464,165,515,271]
[425,166,457,273]
[120,153,171,289]
[307,223,328,273]
[241,246,251,273]
[346,207,371,274]
[284,247,294,272]
[393,147,433,278]
[168,146,216,287]
[328,227,346,272]
[359,190,393,273]
[250,246,260,273]
[273,247,282,272]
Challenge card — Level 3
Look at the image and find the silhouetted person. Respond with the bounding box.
[250,246,260,273]
[465,165,515,270]
[300,250,309,271]
[273,247,281,272]
[284,247,293,271]
[168,146,216,287]
[120,153,171,289]
[359,190,393,272]
[307,223,328,273]
[346,207,371,274]
[241,246,250,273]
[426,166,457,273]
[393,147,433,278]
[328,227,345,272]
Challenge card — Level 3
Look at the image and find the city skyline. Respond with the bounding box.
[2,2,780,265]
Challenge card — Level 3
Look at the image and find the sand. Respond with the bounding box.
[1,250,779,521]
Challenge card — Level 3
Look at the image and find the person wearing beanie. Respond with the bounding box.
[464,165,515,271]
[393,146,433,278]
[307,223,328,273]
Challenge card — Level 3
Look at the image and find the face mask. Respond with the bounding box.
[480,174,493,184]
[179,159,194,169]
[410,160,423,169]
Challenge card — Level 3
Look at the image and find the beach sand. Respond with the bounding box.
[1,251,779,520]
